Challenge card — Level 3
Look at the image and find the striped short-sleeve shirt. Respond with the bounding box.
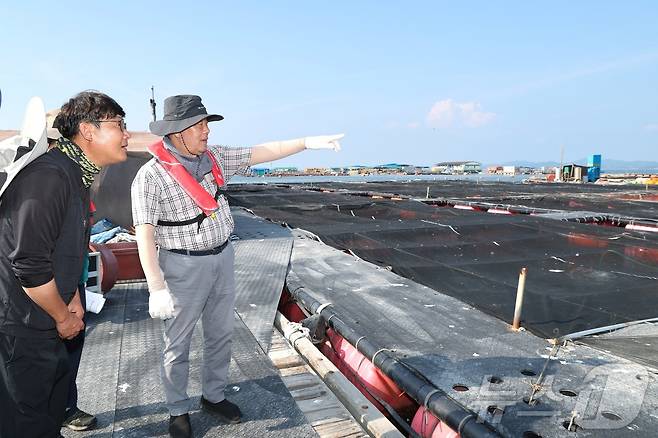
[131,145,251,250]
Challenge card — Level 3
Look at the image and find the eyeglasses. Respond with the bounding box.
[92,119,127,132]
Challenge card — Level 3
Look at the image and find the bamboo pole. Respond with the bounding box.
[275,311,404,438]
[512,267,528,330]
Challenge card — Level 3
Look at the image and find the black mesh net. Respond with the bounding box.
[227,183,658,339]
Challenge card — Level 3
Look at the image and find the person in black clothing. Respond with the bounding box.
[46,110,98,432]
[0,91,130,438]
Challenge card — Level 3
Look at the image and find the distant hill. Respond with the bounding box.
[494,159,658,172]
[596,159,658,172]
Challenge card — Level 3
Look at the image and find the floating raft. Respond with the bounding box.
[226,182,658,437]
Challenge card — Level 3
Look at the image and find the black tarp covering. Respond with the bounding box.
[227,184,658,339]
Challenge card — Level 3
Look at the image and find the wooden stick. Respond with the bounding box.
[512,267,528,330]
[275,312,404,438]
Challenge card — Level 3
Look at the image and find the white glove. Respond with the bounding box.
[149,288,175,320]
[304,134,344,151]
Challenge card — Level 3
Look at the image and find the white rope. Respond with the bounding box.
[421,219,461,235]
[283,321,310,340]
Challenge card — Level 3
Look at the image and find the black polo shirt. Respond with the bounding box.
[0,149,89,338]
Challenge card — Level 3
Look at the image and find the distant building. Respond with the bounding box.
[251,168,271,177]
[490,165,548,175]
[271,166,299,175]
[304,167,332,175]
[375,163,415,174]
[560,164,589,182]
[587,154,602,182]
[557,154,602,183]
[432,161,481,174]
[346,165,368,175]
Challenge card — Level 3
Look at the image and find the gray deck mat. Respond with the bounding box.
[288,233,658,437]
[62,288,315,437]
[231,209,293,352]
[579,324,658,371]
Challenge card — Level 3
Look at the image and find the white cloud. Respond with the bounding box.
[426,99,455,128]
[407,121,421,129]
[645,123,658,132]
[426,99,495,128]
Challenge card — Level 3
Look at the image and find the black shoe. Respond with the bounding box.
[62,407,97,431]
[169,413,192,438]
[200,396,242,424]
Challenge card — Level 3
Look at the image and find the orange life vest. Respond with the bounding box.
[147,140,226,230]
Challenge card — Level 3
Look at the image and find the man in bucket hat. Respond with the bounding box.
[131,94,342,438]
[0,91,129,438]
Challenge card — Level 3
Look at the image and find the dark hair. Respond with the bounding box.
[53,90,125,139]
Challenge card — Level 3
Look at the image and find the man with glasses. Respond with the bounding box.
[46,110,100,433]
[95,119,128,130]
[0,91,129,438]
[131,94,342,438]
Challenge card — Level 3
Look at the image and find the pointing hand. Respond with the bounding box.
[304,134,344,151]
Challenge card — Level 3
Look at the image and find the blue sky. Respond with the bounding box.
[1,1,657,168]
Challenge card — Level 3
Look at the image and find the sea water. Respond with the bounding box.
[230,173,527,185]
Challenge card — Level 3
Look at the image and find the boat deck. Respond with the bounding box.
[62,211,366,438]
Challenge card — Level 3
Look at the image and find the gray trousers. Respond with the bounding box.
[158,243,236,416]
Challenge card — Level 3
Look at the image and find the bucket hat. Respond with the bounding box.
[149,95,223,136]
[0,96,48,198]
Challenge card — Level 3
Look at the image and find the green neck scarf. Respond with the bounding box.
[56,137,101,188]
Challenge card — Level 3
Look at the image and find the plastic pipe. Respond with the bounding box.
[561,317,658,341]
[286,272,501,438]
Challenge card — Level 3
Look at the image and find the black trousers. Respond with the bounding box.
[0,332,70,438]
[64,286,86,412]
